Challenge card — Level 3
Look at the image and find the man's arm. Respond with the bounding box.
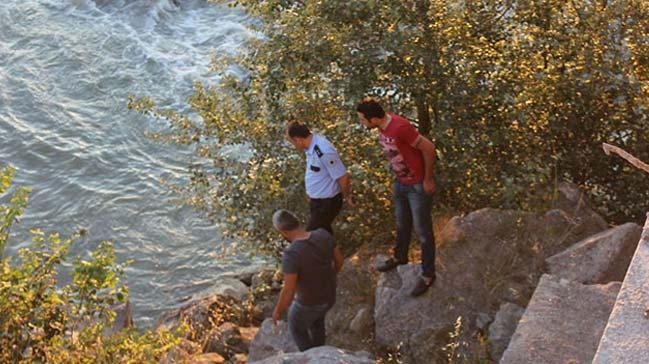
[321,151,355,207]
[412,136,437,195]
[332,246,344,273]
[336,174,356,207]
[272,273,297,325]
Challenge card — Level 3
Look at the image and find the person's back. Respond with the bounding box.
[282,228,336,307]
[271,210,343,352]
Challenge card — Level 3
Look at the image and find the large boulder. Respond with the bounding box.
[248,319,298,362]
[374,264,462,363]
[500,274,620,364]
[374,203,608,363]
[487,303,525,362]
[555,181,608,229]
[202,322,249,359]
[593,220,649,364]
[546,222,642,284]
[325,257,377,351]
[157,280,249,341]
[250,346,374,364]
[209,278,250,302]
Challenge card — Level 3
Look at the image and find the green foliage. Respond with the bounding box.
[131,0,649,259]
[0,165,181,363]
[0,165,31,256]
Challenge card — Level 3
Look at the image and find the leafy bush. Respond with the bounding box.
[0,165,181,364]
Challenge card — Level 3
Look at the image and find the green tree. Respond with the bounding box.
[130,0,648,260]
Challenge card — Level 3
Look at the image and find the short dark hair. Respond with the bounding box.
[287,121,311,138]
[272,209,300,231]
[356,97,386,120]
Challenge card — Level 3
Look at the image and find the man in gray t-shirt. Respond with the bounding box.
[271,209,343,351]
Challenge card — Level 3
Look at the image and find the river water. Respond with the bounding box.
[0,0,255,326]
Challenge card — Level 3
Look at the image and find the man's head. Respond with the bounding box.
[272,209,301,242]
[356,97,386,129]
[286,121,312,150]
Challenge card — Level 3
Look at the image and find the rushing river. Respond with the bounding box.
[0,0,256,326]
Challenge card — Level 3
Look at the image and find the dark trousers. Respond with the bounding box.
[393,181,436,278]
[287,301,331,351]
[307,193,343,234]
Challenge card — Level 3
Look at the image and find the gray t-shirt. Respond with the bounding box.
[281,228,336,306]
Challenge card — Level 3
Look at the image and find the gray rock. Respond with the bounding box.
[325,257,376,351]
[546,222,642,284]
[221,260,272,286]
[374,264,458,363]
[250,346,374,364]
[253,296,277,323]
[203,322,247,358]
[500,274,620,364]
[475,312,492,332]
[593,217,649,364]
[556,182,607,225]
[349,307,373,333]
[372,254,392,270]
[251,269,278,294]
[374,205,608,363]
[211,277,250,302]
[157,290,244,340]
[248,319,298,362]
[487,303,524,362]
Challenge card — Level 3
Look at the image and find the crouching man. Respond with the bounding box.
[271,209,343,351]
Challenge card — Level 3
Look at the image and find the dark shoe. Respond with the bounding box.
[410,275,436,297]
[376,258,406,272]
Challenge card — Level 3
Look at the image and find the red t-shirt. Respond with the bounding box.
[378,113,425,185]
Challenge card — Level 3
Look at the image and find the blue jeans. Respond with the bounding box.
[393,181,436,278]
[287,301,331,351]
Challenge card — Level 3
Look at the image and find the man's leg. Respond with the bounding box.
[307,194,342,234]
[409,183,436,296]
[393,181,413,264]
[307,309,328,347]
[377,182,412,272]
[287,302,314,351]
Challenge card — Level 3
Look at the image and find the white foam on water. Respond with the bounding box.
[0,0,258,326]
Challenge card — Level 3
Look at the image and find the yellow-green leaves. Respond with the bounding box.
[1,165,179,363]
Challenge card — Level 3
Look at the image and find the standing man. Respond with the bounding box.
[271,209,344,351]
[356,97,437,297]
[287,122,355,235]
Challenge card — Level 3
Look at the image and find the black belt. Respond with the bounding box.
[310,193,342,202]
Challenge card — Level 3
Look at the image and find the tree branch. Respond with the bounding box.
[602,143,649,175]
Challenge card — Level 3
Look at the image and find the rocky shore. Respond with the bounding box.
[150,182,644,363]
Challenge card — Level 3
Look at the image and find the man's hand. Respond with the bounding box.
[272,308,281,327]
[423,178,436,195]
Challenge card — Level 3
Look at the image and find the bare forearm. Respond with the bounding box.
[423,151,435,181]
[337,174,352,198]
[414,137,436,181]
[274,287,294,316]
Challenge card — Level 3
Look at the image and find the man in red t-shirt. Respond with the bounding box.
[356,97,437,296]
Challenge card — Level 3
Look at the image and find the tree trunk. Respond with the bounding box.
[415,94,431,137]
